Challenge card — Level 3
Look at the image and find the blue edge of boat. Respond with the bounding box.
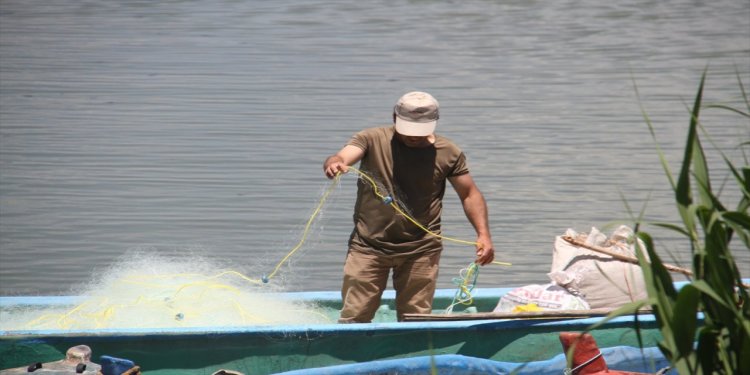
[0,283,712,374]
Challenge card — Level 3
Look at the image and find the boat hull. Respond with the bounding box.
[1,288,665,374]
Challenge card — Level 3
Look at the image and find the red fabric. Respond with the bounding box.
[558,332,651,375]
[560,332,609,374]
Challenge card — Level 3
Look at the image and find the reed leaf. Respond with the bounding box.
[671,285,700,358]
[673,70,705,218]
[722,211,750,249]
[634,76,677,191]
[650,222,691,237]
[704,104,750,118]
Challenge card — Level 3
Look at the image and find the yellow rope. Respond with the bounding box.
[348,166,513,261]
[265,173,342,282]
[347,167,477,246]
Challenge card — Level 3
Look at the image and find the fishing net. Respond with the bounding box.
[1,252,333,331]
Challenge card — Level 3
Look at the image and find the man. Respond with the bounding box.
[323,91,495,323]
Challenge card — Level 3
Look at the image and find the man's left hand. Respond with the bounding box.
[474,236,495,266]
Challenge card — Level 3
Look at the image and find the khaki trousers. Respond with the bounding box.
[338,249,441,323]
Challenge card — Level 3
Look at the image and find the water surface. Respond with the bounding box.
[1,0,748,295]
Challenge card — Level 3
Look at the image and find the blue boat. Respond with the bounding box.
[0,285,678,375]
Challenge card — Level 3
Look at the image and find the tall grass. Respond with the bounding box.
[590,69,750,374]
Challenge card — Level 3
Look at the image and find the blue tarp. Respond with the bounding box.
[275,346,673,375]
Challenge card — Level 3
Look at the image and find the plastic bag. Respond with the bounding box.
[493,283,590,312]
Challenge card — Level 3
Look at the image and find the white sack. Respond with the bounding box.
[548,225,648,309]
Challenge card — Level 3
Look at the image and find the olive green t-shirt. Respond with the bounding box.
[346,126,469,256]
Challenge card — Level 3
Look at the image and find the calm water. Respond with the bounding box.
[1,0,748,296]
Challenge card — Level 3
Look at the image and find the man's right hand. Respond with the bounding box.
[323,155,347,179]
[323,145,365,179]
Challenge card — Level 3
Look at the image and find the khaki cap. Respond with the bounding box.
[393,91,439,136]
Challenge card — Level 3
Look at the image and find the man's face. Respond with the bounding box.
[396,132,434,148]
[392,114,435,148]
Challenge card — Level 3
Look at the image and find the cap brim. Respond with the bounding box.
[394,118,436,137]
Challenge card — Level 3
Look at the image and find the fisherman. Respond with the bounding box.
[323,91,495,323]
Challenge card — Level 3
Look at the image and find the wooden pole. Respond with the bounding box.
[402,308,644,322]
[561,235,693,277]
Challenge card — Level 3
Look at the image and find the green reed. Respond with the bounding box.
[587,69,750,374]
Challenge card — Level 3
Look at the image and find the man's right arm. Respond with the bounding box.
[323,145,364,179]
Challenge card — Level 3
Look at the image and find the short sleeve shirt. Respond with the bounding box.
[346,126,469,256]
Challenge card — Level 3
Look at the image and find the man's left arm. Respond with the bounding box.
[448,173,495,266]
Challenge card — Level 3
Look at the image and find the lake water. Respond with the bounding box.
[1,0,748,296]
